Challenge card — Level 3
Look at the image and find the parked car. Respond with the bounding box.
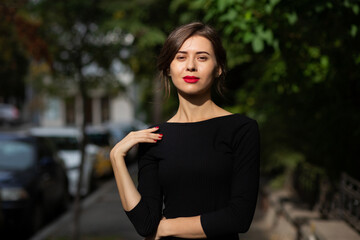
[85,125,112,179]
[0,133,69,237]
[0,104,21,126]
[29,127,99,197]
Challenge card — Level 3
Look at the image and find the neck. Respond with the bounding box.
[171,90,219,122]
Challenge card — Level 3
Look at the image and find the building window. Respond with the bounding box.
[101,97,110,123]
[65,97,75,125]
[85,97,93,124]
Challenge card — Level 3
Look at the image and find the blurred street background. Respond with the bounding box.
[1,0,359,239]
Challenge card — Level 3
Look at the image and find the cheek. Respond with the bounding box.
[201,65,218,79]
[169,62,176,76]
[169,64,183,77]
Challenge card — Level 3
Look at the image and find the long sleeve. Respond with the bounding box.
[200,120,260,237]
[125,143,163,237]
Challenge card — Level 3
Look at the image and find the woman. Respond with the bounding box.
[110,22,260,239]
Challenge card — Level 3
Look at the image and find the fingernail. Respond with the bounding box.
[154,126,159,129]
[159,134,163,137]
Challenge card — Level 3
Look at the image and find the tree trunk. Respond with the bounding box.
[72,72,87,240]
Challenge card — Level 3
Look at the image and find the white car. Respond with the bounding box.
[29,127,99,197]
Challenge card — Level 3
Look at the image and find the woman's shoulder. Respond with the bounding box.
[214,114,257,135]
[212,112,256,125]
[227,113,257,124]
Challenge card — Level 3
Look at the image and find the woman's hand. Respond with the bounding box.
[110,126,162,212]
[110,126,162,161]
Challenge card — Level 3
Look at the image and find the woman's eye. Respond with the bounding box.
[176,55,186,60]
[198,56,208,61]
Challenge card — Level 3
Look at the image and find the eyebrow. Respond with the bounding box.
[177,51,210,55]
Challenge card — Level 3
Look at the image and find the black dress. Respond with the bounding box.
[126,114,260,239]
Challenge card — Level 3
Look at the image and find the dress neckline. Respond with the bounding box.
[165,113,238,125]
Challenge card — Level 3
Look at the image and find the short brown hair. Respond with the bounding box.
[157,22,227,97]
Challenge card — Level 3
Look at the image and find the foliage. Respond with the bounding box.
[27,0,131,94]
[0,1,49,104]
[172,0,360,180]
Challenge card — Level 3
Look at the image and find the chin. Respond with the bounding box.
[177,88,211,97]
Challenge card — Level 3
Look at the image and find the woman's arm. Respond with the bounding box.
[200,120,260,236]
[110,126,162,211]
[110,127,163,237]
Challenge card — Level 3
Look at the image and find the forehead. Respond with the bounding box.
[178,35,214,53]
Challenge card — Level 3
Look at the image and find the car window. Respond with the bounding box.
[86,132,110,146]
[49,137,79,150]
[0,141,35,170]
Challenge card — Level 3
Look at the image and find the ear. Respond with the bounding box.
[215,66,222,78]
[217,67,222,77]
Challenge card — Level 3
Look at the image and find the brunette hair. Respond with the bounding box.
[157,22,227,97]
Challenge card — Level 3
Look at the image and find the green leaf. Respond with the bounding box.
[353,4,359,15]
[262,29,274,45]
[265,0,281,13]
[286,12,298,25]
[291,84,299,93]
[227,8,238,21]
[252,36,264,53]
[320,56,329,68]
[355,54,360,65]
[243,31,254,43]
[308,47,321,58]
[272,39,279,51]
[265,5,272,14]
[224,24,234,35]
[270,0,281,7]
[350,25,358,37]
[344,0,351,8]
[245,10,252,21]
[217,0,228,12]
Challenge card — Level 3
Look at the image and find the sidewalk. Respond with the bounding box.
[31,165,270,240]
[31,166,140,240]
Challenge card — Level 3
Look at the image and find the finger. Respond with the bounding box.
[148,133,163,139]
[130,132,162,141]
[145,133,163,141]
[141,126,160,133]
[135,136,161,143]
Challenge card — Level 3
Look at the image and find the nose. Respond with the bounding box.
[186,58,197,72]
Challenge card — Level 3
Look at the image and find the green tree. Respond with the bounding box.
[173,0,360,181]
[0,1,50,106]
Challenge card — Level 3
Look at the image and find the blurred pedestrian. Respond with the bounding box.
[110,22,260,240]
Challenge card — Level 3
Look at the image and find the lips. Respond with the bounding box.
[183,76,200,83]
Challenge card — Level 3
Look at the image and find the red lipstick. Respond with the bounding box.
[183,76,200,83]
